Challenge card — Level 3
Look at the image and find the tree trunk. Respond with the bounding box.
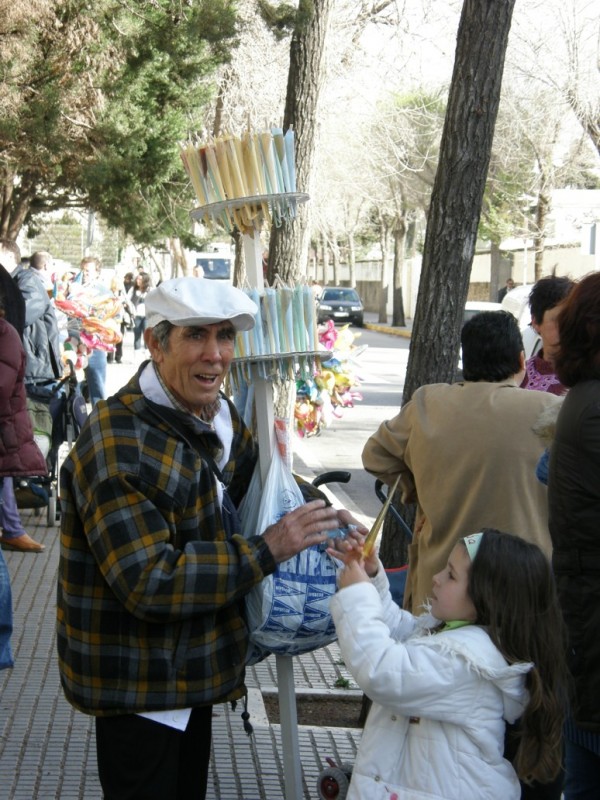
[320,230,329,285]
[391,217,406,327]
[489,241,507,301]
[330,236,341,285]
[381,0,517,572]
[402,0,517,405]
[378,213,391,323]
[232,229,246,288]
[168,237,188,276]
[266,0,333,285]
[347,230,357,288]
[534,183,551,283]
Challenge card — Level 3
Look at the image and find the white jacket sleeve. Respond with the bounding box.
[330,581,512,726]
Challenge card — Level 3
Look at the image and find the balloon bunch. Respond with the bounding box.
[295,322,364,438]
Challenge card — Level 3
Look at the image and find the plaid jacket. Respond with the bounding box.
[57,374,275,716]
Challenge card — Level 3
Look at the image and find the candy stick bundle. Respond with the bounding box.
[180,126,299,234]
[229,284,320,385]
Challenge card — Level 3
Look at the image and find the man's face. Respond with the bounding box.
[148,322,236,413]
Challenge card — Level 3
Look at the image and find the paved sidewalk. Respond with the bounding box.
[0,348,366,800]
[0,493,363,800]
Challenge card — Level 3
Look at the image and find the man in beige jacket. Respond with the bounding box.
[362,311,562,613]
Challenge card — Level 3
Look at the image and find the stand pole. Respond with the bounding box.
[242,231,303,800]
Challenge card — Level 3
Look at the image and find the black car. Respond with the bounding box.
[316,286,364,327]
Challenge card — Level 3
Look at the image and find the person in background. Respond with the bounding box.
[328,529,567,800]
[0,292,47,553]
[57,277,367,800]
[75,256,110,406]
[113,271,134,364]
[548,271,600,799]
[498,277,515,302]
[362,311,562,613]
[29,251,54,296]
[127,271,151,356]
[0,239,62,389]
[520,274,574,396]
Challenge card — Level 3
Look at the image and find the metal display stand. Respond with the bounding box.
[192,194,310,800]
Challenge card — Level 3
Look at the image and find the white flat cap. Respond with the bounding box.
[145,277,257,332]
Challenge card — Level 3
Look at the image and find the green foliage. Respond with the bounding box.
[0,0,239,246]
[256,0,302,40]
[333,676,351,689]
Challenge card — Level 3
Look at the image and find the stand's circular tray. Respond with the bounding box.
[190,192,309,221]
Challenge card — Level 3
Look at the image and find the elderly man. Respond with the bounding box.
[57,277,361,800]
[362,310,562,613]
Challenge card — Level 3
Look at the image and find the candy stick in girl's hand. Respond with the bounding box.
[363,475,401,558]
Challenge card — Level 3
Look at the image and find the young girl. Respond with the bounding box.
[328,529,566,800]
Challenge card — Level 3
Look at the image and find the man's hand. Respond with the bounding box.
[261,500,340,563]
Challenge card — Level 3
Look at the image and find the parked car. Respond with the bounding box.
[463,300,502,323]
[317,286,364,327]
[501,284,541,358]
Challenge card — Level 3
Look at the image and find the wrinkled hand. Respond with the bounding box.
[261,500,340,564]
[335,509,369,538]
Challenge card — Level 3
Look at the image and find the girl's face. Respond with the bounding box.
[430,544,477,623]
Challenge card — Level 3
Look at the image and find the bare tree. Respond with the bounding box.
[403,0,517,404]
[266,0,334,284]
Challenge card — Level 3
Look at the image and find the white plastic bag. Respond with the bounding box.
[243,448,338,664]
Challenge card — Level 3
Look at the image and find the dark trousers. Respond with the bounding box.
[564,736,600,799]
[96,707,212,800]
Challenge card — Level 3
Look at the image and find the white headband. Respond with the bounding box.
[463,532,484,561]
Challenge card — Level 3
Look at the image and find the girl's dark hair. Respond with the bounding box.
[135,272,152,292]
[466,529,567,785]
[554,271,600,386]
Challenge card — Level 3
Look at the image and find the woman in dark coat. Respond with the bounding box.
[0,297,47,553]
[548,271,600,798]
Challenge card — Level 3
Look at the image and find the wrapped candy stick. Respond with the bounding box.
[293,286,308,352]
[259,130,278,196]
[243,131,271,223]
[272,126,291,193]
[249,288,264,356]
[179,143,208,206]
[280,287,294,353]
[205,145,233,230]
[264,288,280,354]
[303,285,316,351]
[284,127,296,193]
[363,475,401,558]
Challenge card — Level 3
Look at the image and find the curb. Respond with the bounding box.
[364,321,411,338]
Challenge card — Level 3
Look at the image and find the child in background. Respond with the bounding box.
[328,529,567,800]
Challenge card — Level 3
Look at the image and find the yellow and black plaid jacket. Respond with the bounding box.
[57,375,275,716]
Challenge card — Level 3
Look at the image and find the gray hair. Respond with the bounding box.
[149,320,174,350]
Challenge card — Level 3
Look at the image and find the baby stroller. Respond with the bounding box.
[16,364,88,527]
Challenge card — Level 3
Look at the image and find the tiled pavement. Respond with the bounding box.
[0,352,365,800]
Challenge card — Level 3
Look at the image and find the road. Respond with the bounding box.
[293,326,409,525]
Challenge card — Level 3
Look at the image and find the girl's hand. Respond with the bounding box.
[336,556,370,589]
